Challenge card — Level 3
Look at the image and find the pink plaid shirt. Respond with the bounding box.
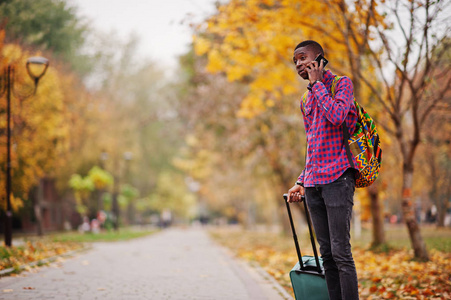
[297,70,358,187]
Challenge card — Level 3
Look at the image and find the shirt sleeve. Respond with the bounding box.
[296,169,305,185]
[311,77,354,126]
[297,94,307,185]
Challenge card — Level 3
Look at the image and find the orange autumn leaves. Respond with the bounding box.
[211,229,451,299]
[356,249,450,299]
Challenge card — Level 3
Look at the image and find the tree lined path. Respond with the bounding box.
[0,228,290,300]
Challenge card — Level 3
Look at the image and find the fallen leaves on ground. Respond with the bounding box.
[0,241,83,272]
[210,229,451,299]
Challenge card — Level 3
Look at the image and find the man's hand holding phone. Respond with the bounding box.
[306,54,328,85]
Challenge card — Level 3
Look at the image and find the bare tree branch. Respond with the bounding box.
[420,75,451,127]
[363,0,376,45]
[355,67,397,120]
[393,1,409,43]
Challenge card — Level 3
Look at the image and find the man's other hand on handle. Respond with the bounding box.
[287,184,305,203]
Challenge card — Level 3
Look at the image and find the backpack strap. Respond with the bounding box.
[331,75,342,95]
[331,75,355,169]
[300,91,308,114]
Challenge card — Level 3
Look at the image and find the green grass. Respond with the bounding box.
[350,224,451,253]
[50,228,159,243]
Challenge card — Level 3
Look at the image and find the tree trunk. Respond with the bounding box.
[127,202,135,225]
[34,179,44,236]
[97,190,104,213]
[368,184,385,247]
[436,196,446,228]
[401,166,429,261]
[437,169,451,227]
[112,174,120,231]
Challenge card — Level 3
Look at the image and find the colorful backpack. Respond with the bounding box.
[301,75,382,188]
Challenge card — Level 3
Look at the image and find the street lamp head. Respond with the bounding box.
[26,56,49,84]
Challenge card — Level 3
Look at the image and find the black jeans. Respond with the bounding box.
[305,169,359,300]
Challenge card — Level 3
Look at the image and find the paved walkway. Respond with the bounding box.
[0,227,292,300]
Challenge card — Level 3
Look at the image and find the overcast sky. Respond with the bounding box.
[68,0,219,69]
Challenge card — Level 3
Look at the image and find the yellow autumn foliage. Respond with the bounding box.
[0,37,110,211]
[193,0,387,118]
[0,43,71,210]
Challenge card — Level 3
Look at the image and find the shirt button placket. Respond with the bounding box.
[312,148,316,169]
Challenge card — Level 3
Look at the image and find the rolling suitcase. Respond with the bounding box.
[283,194,329,300]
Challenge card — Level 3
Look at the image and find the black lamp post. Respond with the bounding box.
[1,56,49,247]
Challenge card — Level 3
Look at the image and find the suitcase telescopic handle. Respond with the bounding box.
[283,193,322,274]
[284,194,304,269]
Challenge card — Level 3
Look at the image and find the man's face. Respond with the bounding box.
[293,46,318,80]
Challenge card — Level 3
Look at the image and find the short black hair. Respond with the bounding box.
[294,40,324,55]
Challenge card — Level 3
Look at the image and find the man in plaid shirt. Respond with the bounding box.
[287,40,359,300]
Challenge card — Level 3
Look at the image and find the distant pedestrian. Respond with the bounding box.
[79,216,91,233]
[91,219,100,234]
[287,40,360,300]
[161,209,172,228]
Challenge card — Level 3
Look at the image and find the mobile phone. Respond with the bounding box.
[315,54,328,68]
